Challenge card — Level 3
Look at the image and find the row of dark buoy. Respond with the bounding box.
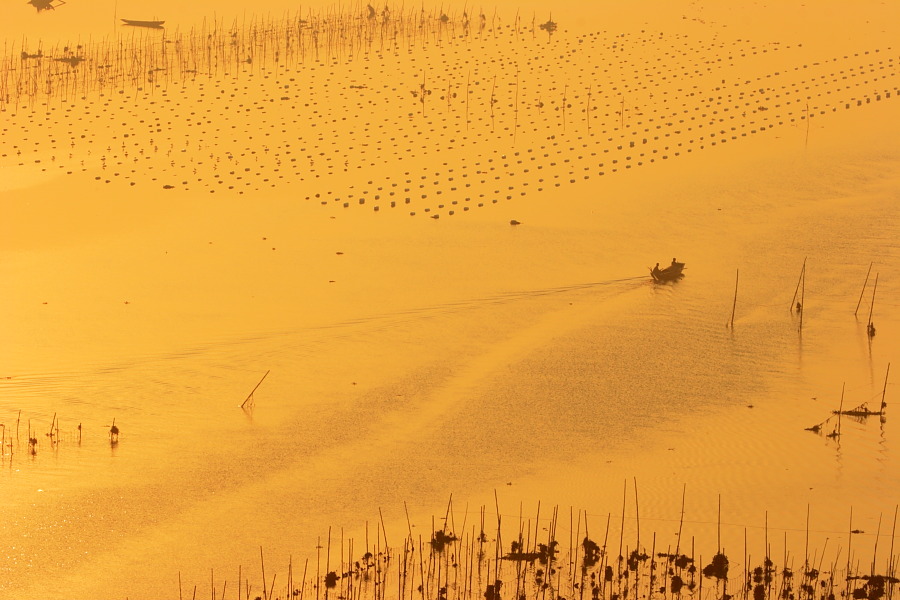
[2,14,897,217]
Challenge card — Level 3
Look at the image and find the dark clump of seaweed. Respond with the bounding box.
[583,537,602,568]
[484,579,503,600]
[848,575,900,600]
[431,529,458,552]
[627,549,650,571]
[703,553,730,579]
[503,539,542,562]
[751,558,776,584]
[658,552,694,570]
[324,571,339,588]
[538,540,559,565]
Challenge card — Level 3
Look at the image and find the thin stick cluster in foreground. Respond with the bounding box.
[182,497,899,600]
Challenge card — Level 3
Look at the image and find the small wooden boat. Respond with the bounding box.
[650,260,685,282]
[121,18,165,28]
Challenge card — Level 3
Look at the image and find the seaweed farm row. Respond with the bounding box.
[1,3,541,109]
[2,4,899,218]
[176,498,899,600]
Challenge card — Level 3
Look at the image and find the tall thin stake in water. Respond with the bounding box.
[805,102,810,148]
[717,494,721,554]
[242,370,270,409]
[847,508,855,590]
[887,505,897,598]
[586,84,592,134]
[867,273,879,335]
[260,547,267,600]
[791,257,806,312]
[633,477,640,559]
[805,504,810,572]
[514,65,519,144]
[675,484,686,556]
[465,70,470,130]
[729,269,739,329]
[835,383,845,437]
[872,513,883,576]
[618,480,626,574]
[854,262,874,316]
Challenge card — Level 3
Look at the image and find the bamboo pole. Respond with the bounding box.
[835,383,845,437]
[633,477,641,559]
[729,269,739,329]
[887,506,897,597]
[872,513,883,576]
[676,484,686,556]
[263,546,272,600]
[717,494,721,554]
[241,370,270,408]
[867,273,879,333]
[791,257,806,311]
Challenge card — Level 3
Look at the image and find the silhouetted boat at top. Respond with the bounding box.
[121,18,165,28]
[650,260,686,282]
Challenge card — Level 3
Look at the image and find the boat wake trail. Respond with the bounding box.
[365,275,648,323]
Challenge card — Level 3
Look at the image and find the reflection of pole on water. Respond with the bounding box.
[834,383,845,438]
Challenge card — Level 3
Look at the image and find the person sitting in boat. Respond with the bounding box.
[671,257,678,266]
[652,263,661,278]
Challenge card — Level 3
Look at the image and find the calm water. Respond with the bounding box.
[1,1,899,598]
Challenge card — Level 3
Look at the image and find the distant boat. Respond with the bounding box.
[650,260,686,282]
[121,18,165,28]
